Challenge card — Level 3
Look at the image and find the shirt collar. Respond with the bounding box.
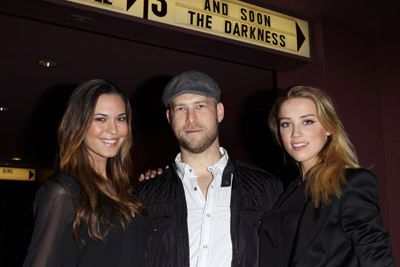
[175,147,229,181]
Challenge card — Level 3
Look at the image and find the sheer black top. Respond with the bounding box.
[23,173,148,267]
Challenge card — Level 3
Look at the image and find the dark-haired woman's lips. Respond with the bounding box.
[99,138,119,146]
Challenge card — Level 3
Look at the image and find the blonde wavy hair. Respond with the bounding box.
[268,86,359,207]
[57,79,145,246]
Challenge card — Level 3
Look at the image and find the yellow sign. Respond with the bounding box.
[66,0,310,58]
[0,167,36,181]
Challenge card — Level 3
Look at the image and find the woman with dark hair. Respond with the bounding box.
[24,79,147,267]
[259,86,395,266]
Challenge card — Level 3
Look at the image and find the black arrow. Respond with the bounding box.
[29,170,34,179]
[127,0,136,11]
[296,22,306,51]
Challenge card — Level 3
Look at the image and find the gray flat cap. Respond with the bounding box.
[162,70,221,107]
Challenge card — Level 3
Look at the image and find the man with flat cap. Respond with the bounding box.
[137,70,282,267]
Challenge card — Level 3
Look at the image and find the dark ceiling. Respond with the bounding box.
[1,0,399,171]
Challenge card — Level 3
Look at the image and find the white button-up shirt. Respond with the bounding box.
[175,147,232,267]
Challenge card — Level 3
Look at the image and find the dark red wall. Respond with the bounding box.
[377,25,400,261]
[277,17,399,262]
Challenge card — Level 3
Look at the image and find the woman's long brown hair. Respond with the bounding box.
[57,79,144,246]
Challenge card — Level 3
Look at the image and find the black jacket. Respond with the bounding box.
[259,168,396,267]
[137,158,283,267]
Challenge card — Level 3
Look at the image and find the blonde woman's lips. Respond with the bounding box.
[292,142,307,150]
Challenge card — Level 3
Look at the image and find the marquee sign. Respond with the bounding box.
[66,0,310,58]
[0,167,36,181]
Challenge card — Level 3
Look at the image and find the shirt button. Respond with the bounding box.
[203,245,208,249]
[189,169,192,172]
[194,187,197,191]
[210,185,214,189]
[206,213,211,217]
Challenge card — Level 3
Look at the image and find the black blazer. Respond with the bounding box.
[259,168,396,267]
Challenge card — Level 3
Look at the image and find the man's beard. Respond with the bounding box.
[173,120,219,154]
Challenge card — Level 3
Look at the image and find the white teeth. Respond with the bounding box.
[293,143,307,147]
[102,139,117,144]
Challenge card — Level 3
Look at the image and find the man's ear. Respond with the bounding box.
[217,102,224,123]
[166,108,171,124]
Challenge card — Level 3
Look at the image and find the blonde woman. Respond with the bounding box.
[24,79,147,267]
[260,86,395,266]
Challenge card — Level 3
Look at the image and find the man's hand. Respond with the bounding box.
[139,166,169,181]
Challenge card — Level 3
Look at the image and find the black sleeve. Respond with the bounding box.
[23,179,77,267]
[341,169,396,267]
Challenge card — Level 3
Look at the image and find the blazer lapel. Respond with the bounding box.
[290,201,332,265]
[263,178,306,267]
[276,181,306,267]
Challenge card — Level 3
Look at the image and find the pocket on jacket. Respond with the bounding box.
[148,214,173,233]
[145,214,177,267]
[241,195,270,227]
